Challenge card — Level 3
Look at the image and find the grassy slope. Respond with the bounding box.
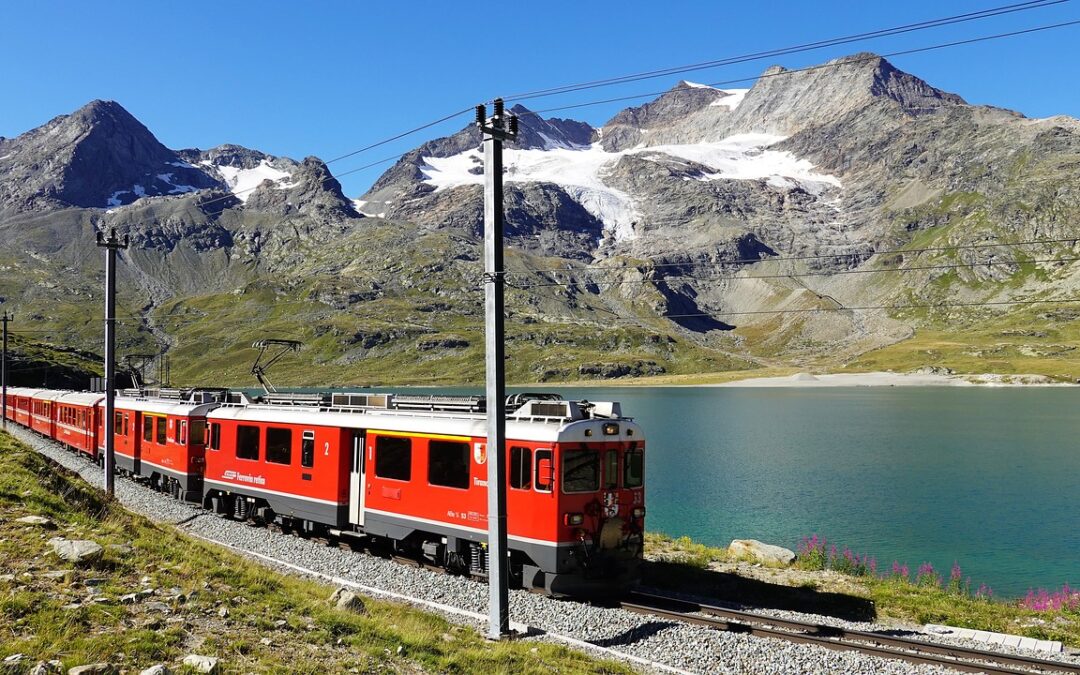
[0,432,631,674]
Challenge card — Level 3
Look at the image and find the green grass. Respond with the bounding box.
[0,431,633,674]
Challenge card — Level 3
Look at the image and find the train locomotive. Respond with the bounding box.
[3,386,645,596]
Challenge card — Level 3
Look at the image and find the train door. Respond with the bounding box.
[348,430,366,527]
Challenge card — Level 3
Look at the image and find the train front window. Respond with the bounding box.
[562,449,600,493]
[624,447,643,488]
[604,449,619,489]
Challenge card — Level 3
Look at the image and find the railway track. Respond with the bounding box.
[621,590,1079,675]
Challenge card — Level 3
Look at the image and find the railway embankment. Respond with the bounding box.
[0,432,632,675]
[644,533,1080,650]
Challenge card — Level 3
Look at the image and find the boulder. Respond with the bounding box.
[15,515,54,527]
[29,661,64,675]
[330,587,366,614]
[181,655,218,674]
[728,539,796,565]
[138,666,172,675]
[48,538,103,565]
[67,665,116,675]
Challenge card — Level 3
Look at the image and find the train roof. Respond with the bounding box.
[57,392,105,406]
[35,390,70,402]
[114,396,220,416]
[207,395,643,444]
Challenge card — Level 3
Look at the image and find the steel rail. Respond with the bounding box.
[623,590,1080,675]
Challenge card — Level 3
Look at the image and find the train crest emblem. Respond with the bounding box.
[473,442,487,465]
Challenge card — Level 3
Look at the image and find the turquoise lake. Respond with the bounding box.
[287,384,1079,597]
[547,385,1080,598]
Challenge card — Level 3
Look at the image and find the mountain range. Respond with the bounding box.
[2,52,1079,386]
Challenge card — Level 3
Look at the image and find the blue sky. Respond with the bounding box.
[1,0,1077,197]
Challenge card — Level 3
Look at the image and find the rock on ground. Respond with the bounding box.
[331,587,366,614]
[67,665,117,675]
[729,539,796,565]
[48,537,104,564]
[181,655,218,674]
[138,666,172,675]
[15,515,54,527]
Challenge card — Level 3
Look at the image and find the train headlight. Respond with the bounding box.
[602,423,619,436]
[564,512,584,526]
[631,507,646,519]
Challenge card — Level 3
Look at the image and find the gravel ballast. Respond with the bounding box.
[9,425,1077,674]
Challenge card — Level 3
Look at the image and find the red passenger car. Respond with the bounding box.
[5,387,38,426]
[205,393,645,595]
[54,392,104,457]
[30,390,65,437]
[99,393,219,501]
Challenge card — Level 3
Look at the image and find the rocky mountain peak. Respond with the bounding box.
[0,99,220,212]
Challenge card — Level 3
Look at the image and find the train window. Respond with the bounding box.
[604,449,619,489]
[301,431,315,468]
[374,436,411,481]
[178,420,188,445]
[624,447,644,488]
[115,412,123,433]
[209,423,221,451]
[266,427,292,465]
[123,414,129,437]
[509,446,532,490]
[562,449,600,493]
[143,416,153,442]
[156,417,167,445]
[428,440,469,489]
[535,449,553,493]
[236,425,260,460]
[190,420,205,445]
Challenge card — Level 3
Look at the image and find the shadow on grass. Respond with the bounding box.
[640,560,877,623]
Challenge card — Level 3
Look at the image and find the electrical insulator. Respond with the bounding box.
[475,104,486,126]
[493,97,504,119]
[509,116,518,136]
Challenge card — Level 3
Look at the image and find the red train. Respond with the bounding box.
[3,386,645,595]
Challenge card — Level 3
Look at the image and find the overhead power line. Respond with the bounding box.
[108,1,1075,221]
[505,0,1068,103]
[528,18,1080,117]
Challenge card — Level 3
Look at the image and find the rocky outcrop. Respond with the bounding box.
[48,537,104,564]
[729,539,796,565]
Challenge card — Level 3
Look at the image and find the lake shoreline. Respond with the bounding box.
[702,370,1075,388]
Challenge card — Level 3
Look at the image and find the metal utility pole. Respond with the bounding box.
[1,311,10,427]
[477,98,518,640]
[97,228,128,498]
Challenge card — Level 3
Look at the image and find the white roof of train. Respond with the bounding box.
[207,403,643,444]
[114,396,219,416]
[57,392,105,406]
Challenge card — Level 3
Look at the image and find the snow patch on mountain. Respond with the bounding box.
[710,88,749,109]
[419,134,840,240]
[202,159,296,203]
[681,82,750,109]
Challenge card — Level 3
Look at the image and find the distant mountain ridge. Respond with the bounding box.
[2,52,1080,386]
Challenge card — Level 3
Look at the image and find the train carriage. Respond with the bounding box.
[30,389,66,437]
[204,393,645,595]
[99,393,218,501]
[54,392,104,457]
[5,387,37,426]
